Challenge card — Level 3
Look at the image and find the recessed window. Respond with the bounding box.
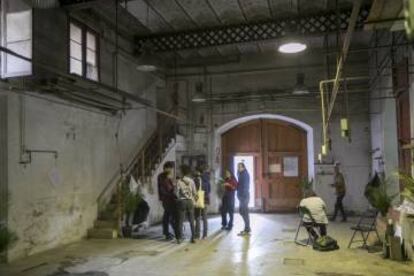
[69,21,99,81]
[1,0,32,78]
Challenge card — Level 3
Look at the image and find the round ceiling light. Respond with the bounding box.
[278,42,307,54]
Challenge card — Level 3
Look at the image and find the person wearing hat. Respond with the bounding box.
[330,163,347,222]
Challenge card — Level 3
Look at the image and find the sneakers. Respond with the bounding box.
[237,230,251,236]
[165,234,174,241]
[224,226,233,231]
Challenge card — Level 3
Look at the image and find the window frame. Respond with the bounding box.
[0,0,33,78]
[68,18,100,82]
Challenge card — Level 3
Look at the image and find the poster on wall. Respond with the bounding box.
[269,163,282,174]
[283,157,299,177]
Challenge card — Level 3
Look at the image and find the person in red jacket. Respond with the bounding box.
[221,170,238,230]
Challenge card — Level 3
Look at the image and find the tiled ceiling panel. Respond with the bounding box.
[175,0,222,27]
[207,0,247,25]
[124,0,172,33]
[238,0,272,21]
[146,0,197,30]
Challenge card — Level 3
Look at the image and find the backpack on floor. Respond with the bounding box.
[312,235,340,252]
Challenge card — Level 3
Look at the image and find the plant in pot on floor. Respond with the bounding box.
[300,178,314,197]
[365,173,398,244]
[122,181,142,238]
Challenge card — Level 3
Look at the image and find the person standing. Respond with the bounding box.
[194,165,211,239]
[221,170,238,231]
[237,162,251,236]
[157,161,177,240]
[175,164,197,244]
[330,163,347,222]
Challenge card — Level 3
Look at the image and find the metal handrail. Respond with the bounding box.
[96,113,177,209]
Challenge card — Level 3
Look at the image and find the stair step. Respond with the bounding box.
[88,228,118,239]
[106,203,117,212]
[98,210,117,220]
[94,220,117,229]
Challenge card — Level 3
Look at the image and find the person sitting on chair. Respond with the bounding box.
[299,190,328,240]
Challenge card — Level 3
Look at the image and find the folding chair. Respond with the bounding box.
[294,206,319,246]
[348,208,380,249]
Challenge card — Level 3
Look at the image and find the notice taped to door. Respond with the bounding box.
[283,157,299,177]
[269,163,282,173]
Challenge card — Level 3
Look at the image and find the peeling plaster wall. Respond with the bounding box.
[6,91,157,261]
[3,6,164,261]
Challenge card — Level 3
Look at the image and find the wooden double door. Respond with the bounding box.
[221,119,307,212]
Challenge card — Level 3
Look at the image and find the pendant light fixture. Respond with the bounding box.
[192,67,207,103]
[136,3,160,72]
[278,0,307,54]
[192,81,206,103]
[292,72,310,95]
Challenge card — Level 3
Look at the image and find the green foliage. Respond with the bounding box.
[121,181,142,214]
[300,178,314,191]
[368,176,398,217]
[398,172,414,204]
[0,225,17,253]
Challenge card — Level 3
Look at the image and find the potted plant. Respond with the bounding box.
[365,174,398,244]
[299,177,314,197]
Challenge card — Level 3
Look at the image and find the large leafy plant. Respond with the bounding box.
[365,174,398,216]
[300,178,314,192]
[122,181,142,214]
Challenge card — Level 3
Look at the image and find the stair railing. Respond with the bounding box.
[96,111,177,232]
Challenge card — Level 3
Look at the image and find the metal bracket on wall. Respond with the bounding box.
[19,149,59,165]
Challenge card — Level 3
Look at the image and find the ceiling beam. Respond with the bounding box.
[135,6,370,53]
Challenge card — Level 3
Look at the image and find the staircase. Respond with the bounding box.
[87,117,177,239]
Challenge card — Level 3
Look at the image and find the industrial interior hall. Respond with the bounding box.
[1,0,414,275]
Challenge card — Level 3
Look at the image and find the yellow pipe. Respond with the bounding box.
[319,76,369,148]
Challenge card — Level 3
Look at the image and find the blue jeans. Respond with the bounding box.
[238,196,250,232]
[221,193,235,227]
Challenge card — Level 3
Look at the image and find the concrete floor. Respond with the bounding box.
[1,214,414,276]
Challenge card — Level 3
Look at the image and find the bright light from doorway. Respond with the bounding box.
[278,42,307,54]
[233,155,255,208]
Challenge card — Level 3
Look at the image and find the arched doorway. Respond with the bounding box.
[217,114,313,212]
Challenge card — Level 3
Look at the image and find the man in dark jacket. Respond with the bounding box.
[158,161,177,240]
[237,162,251,236]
